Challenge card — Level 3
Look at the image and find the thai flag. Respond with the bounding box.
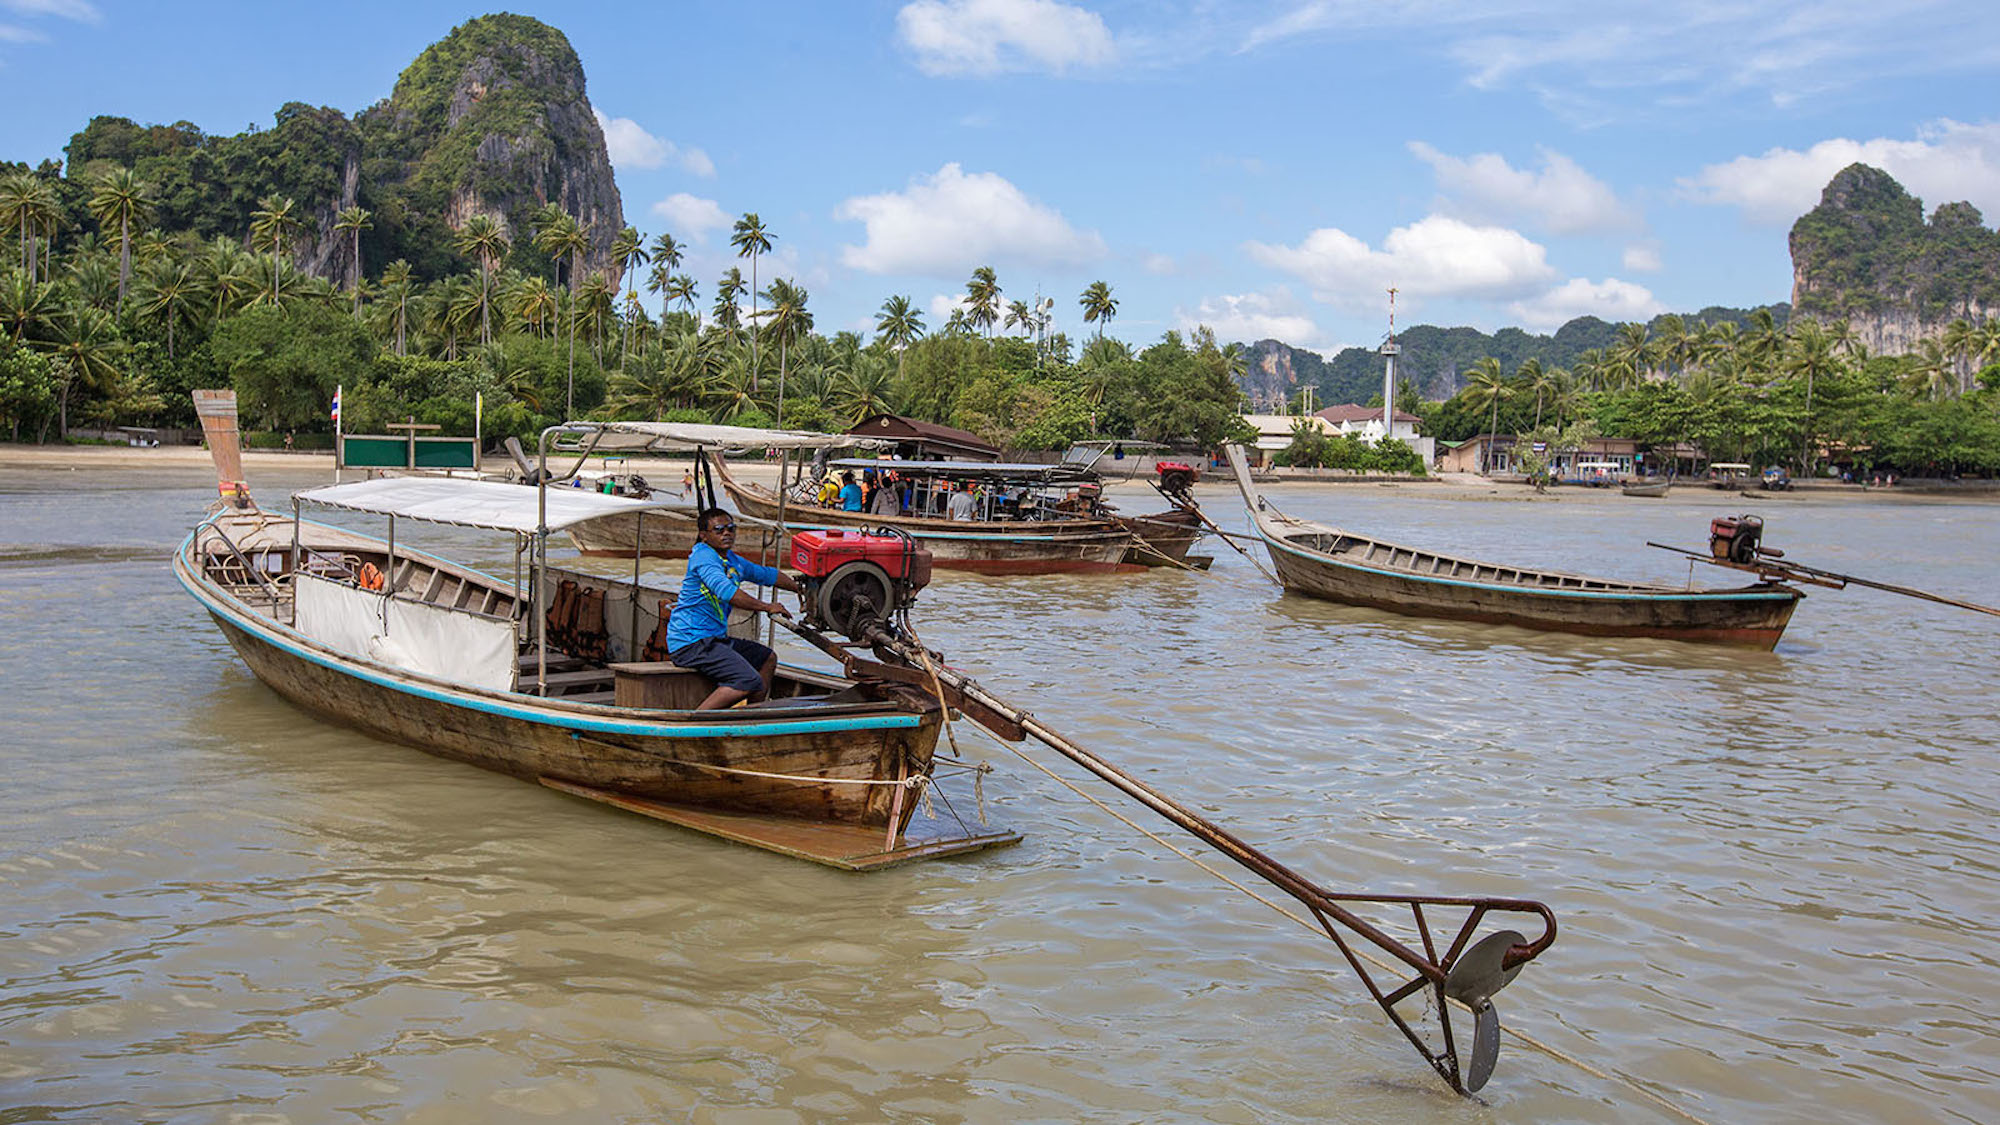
[330,389,341,424]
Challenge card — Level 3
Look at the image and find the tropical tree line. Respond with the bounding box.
[0,165,1249,450]
[1421,310,2000,475]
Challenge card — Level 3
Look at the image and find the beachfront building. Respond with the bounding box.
[1438,434,1519,474]
[1312,404,1434,464]
[1239,413,1335,465]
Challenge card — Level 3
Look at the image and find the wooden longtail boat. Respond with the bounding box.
[1225,444,1803,648]
[178,399,1016,869]
[1621,479,1672,498]
[716,455,1145,574]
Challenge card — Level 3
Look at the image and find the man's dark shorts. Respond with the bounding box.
[667,636,773,694]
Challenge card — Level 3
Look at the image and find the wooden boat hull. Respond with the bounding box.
[1622,481,1671,498]
[175,527,942,830]
[718,462,1138,574]
[1260,532,1800,647]
[1117,507,1206,567]
[1223,444,1801,648]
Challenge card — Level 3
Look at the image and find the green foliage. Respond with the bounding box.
[210,303,374,431]
[0,342,57,440]
[1791,163,2000,321]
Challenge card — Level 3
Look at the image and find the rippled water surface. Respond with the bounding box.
[4,465,1998,1123]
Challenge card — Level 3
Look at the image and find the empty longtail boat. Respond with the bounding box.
[1225,444,1803,648]
[178,396,1016,869]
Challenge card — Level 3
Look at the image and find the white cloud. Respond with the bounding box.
[928,293,972,323]
[898,0,1116,76]
[1246,215,1557,308]
[1142,252,1175,275]
[2,1,99,22]
[1622,242,1662,272]
[1508,277,1663,330]
[593,110,715,177]
[1681,118,2000,225]
[1408,141,1636,234]
[649,193,731,241]
[1176,290,1323,349]
[837,163,1106,275]
[1238,3,1993,124]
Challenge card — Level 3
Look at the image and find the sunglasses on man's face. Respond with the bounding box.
[707,523,737,534]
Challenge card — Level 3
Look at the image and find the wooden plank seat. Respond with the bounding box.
[526,668,616,696]
[609,661,716,710]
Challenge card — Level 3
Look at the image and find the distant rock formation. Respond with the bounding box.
[58,14,623,287]
[1789,163,2000,354]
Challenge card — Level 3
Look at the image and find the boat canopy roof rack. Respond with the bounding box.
[552,421,889,454]
[826,457,1100,485]
[294,476,688,534]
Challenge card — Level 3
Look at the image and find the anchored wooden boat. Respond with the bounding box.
[178,399,1017,868]
[1621,479,1672,498]
[716,455,1146,574]
[1225,444,1802,648]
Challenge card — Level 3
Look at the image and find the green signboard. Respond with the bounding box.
[341,434,479,470]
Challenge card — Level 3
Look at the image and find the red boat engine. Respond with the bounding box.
[1709,515,1765,564]
[1156,460,1198,502]
[791,528,933,639]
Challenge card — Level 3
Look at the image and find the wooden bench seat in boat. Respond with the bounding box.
[527,668,616,696]
[608,661,716,710]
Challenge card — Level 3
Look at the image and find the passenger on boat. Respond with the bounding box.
[665,508,802,710]
[838,471,863,511]
[946,482,976,521]
[870,472,902,516]
[816,472,840,507]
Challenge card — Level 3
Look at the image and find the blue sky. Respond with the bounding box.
[4,1,1999,355]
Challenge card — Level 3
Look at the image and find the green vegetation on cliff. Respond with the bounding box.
[1791,163,2000,321]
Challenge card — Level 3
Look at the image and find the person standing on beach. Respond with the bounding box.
[665,508,800,710]
[680,469,694,501]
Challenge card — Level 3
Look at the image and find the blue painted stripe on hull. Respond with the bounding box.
[176,529,920,739]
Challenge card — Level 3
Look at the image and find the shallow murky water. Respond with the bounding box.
[3,465,1997,1123]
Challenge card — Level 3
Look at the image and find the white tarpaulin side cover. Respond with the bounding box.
[294,476,680,534]
[294,574,517,693]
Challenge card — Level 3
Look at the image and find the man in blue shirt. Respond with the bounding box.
[665,508,801,710]
[837,471,863,511]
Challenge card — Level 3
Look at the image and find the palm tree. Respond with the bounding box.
[662,273,698,324]
[714,267,746,334]
[249,196,302,305]
[1516,356,1551,431]
[1903,338,1956,402]
[756,277,812,428]
[1463,356,1510,472]
[533,208,593,414]
[1079,280,1117,340]
[1742,307,1783,380]
[86,168,154,310]
[832,354,898,424]
[452,214,507,342]
[1786,318,1841,474]
[610,225,646,368]
[875,294,924,382]
[37,303,126,439]
[730,213,772,388]
[1,174,62,282]
[1941,317,1982,394]
[1004,299,1033,335]
[331,205,373,316]
[508,274,557,339]
[965,266,1000,336]
[0,271,57,344]
[576,272,616,361]
[1610,322,1654,384]
[373,260,416,355]
[194,236,256,324]
[135,257,197,358]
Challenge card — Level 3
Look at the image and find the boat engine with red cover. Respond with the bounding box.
[791,528,933,640]
[1156,460,1198,503]
[1709,514,1765,564]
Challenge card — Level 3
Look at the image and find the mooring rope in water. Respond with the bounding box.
[957,720,1715,1125]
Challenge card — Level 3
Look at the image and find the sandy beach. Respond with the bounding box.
[2,441,1983,505]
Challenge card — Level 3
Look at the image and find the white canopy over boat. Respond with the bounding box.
[294,476,683,534]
